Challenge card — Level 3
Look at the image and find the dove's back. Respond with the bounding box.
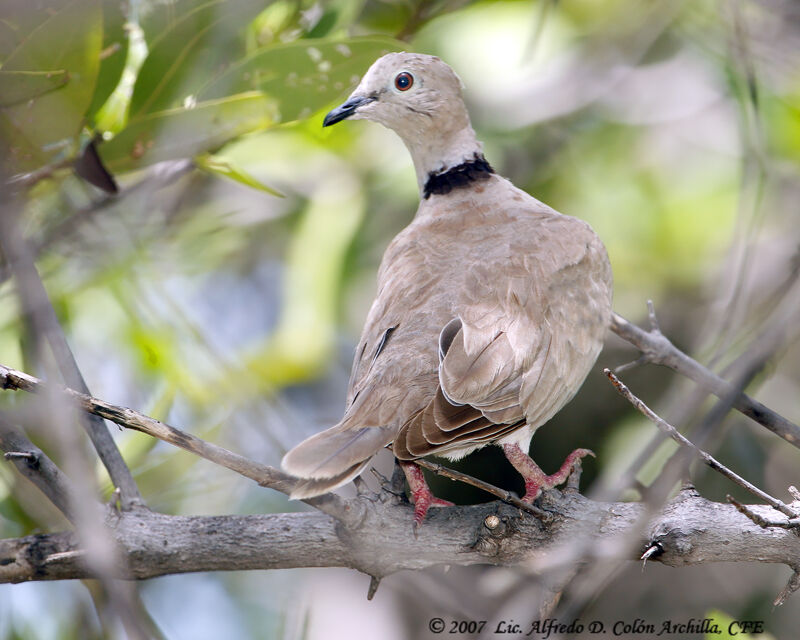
[282,173,612,498]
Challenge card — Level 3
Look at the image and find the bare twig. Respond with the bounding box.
[0,160,194,289]
[2,366,799,604]
[0,362,351,524]
[0,202,154,639]
[775,570,800,606]
[414,458,553,521]
[5,157,74,191]
[367,575,382,600]
[3,451,37,461]
[728,496,800,530]
[395,0,436,41]
[370,466,404,497]
[604,368,798,519]
[610,311,800,447]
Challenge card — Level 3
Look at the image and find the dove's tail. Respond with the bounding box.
[281,425,393,499]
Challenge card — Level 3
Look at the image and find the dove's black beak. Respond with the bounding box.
[323,95,376,127]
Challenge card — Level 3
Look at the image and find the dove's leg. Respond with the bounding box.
[400,461,454,528]
[502,444,594,502]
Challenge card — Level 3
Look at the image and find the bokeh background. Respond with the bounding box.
[2,0,800,638]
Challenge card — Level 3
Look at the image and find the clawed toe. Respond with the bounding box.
[504,444,595,503]
[401,461,454,531]
[412,495,455,530]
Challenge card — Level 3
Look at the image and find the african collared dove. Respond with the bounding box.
[282,53,613,526]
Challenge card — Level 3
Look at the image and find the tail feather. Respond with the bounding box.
[288,460,370,500]
[281,425,392,497]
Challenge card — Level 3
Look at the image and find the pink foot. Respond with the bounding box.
[502,444,594,502]
[400,461,454,530]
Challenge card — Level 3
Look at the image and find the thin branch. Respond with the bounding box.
[1,368,799,603]
[36,159,194,256]
[728,496,800,530]
[0,202,155,638]
[0,363,352,524]
[395,0,436,41]
[604,368,798,519]
[775,570,800,606]
[4,157,74,191]
[610,311,800,447]
[414,458,553,520]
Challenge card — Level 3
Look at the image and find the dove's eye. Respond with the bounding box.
[394,72,413,91]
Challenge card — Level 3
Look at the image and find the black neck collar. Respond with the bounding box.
[423,153,494,199]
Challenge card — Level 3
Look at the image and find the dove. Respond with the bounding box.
[281,52,613,527]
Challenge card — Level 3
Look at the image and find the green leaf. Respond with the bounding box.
[138,0,215,44]
[197,36,405,123]
[128,0,267,118]
[0,20,18,61]
[0,70,69,107]
[0,0,73,60]
[98,92,277,172]
[195,152,284,196]
[305,9,339,39]
[0,0,102,171]
[85,0,130,122]
[304,0,368,39]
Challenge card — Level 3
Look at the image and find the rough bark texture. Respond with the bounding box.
[2,486,798,584]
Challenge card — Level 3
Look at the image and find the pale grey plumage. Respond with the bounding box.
[282,53,613,499]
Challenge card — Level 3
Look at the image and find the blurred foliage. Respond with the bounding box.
[0,0,103,170]
[2,0,800,638]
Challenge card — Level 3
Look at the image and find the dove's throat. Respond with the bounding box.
[401,121,485,197]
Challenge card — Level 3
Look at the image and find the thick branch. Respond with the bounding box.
[1,487,797,585]
[609,311,800,447]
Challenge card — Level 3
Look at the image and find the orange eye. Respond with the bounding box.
[394,72,413,91]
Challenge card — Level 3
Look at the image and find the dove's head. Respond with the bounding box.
[323,52,482,192]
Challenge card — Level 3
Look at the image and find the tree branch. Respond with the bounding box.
[414,458,552,520]
[0,160,194,289]
[1,487,798,590]
[609,310,800,447]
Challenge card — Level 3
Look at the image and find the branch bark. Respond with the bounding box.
[1,487,797,586]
